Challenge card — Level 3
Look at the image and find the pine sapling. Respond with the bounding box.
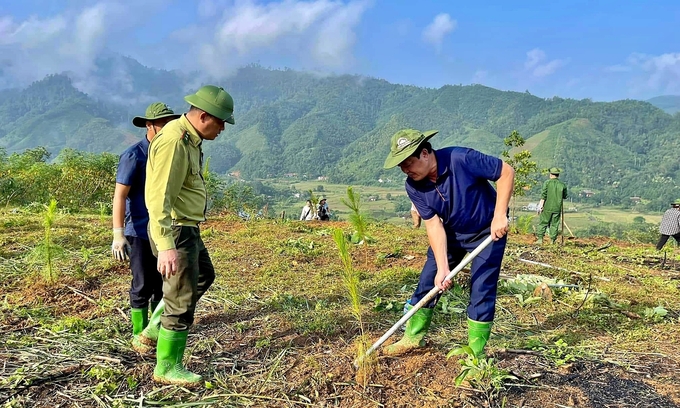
[333,228,375,385]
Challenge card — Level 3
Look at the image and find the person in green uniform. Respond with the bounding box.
[536,167,568,244]
[138,85,235,387]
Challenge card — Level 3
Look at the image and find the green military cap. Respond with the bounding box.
[672,199,680,206]
[549,167,562,174]
[132,102,181,128]
[184,85,235,125]
[383,129,438,169]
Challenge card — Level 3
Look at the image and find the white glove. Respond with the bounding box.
[112,228,131,261]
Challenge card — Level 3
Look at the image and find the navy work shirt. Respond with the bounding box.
[116,137,151,240]
[406,147,503,235]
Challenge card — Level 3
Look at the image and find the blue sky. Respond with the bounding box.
[1,0,679,101]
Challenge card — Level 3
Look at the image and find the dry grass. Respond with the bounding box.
[1,210,680,407]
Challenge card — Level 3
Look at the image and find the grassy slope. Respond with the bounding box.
[1,211,680,406]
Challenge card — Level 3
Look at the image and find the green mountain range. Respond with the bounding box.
[647,95,680,114]
[1,57,679,208]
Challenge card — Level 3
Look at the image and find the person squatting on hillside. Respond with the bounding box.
[111,103,180,352]
[140,85,235,387]
[536,167,568,244]
[300,200,314,220]
[382,129,515,357]
[656,200,680,250]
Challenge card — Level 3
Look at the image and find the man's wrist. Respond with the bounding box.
[154,237,176,252]
[113,227,125,239]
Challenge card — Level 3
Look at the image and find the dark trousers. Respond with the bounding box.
[410,229,506,322]
[149,226,215,331]
[127,236,163,309]
[656,233,680,250]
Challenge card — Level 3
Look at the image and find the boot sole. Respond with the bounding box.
[152,374,202,388]
[131,341,154,354]
[137,334,157,346]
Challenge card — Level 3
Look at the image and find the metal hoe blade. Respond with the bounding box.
[353,235,494,368]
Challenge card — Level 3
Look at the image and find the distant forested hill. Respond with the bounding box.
[648,95,680,114]
[1,57,679,208]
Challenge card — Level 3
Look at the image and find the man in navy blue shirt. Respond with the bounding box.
[383,129,515,357]
[112,102,180,351]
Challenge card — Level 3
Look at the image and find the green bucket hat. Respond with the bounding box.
[672,199,680,206]
[383,129,438,169]
[184,85,235,125]
[549,167,562,174]
[132,102,181,128]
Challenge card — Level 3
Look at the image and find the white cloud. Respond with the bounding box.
[628,52,680,93]
[422,13,456,50]
[0,1,169,89]
[524,48,566,78]
[189,0,371,78]
[524,48,545,69]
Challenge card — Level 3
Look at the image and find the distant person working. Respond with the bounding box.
[656,201,680,250]
[536,167,568,244]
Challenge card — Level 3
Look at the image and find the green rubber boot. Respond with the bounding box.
[131,307,153,353]
[130,307,148,336]
[138,299,165,346]
[468,319,492,357]
[383,307,434,356]
[153,328,202,387]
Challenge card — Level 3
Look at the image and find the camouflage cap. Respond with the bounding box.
[184,85,235,125]
[549,167,562,175]
[132,102,181,128]
[383,129,438,169]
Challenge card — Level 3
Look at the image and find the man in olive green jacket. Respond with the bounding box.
[536,167,568,244]
[139,85,235,387]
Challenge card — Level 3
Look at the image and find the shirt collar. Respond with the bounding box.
[434,149,449,180]
[179,114,202,147]
[140,135,150,151]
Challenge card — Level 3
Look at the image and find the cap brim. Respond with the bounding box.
[131,114,181,128]
[383,130,438,169]
[132,116,146,127]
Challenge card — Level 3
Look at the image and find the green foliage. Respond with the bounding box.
[532,339,577,367]
[501,130,539,197]
[26,199,63,284]
[581,221,658,243]
[643,305,668,322]
[341,186,371,245]
[332,229,363,325]
[0,147,116,210]
[447,346,517,396]
[307,189,318,207]
[502,130,539,224]
[4,65,680,206]
[332,228,374,382]
[513,214,535,234]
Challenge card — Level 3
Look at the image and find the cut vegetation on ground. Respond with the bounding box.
[1,211,680,407]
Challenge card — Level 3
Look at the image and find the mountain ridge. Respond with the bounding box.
[0,58,679,208]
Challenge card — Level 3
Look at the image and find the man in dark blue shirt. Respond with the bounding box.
[112,102,180,351]
[383,129,515,357]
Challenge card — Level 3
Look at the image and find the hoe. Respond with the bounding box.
[354,235,494,368]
